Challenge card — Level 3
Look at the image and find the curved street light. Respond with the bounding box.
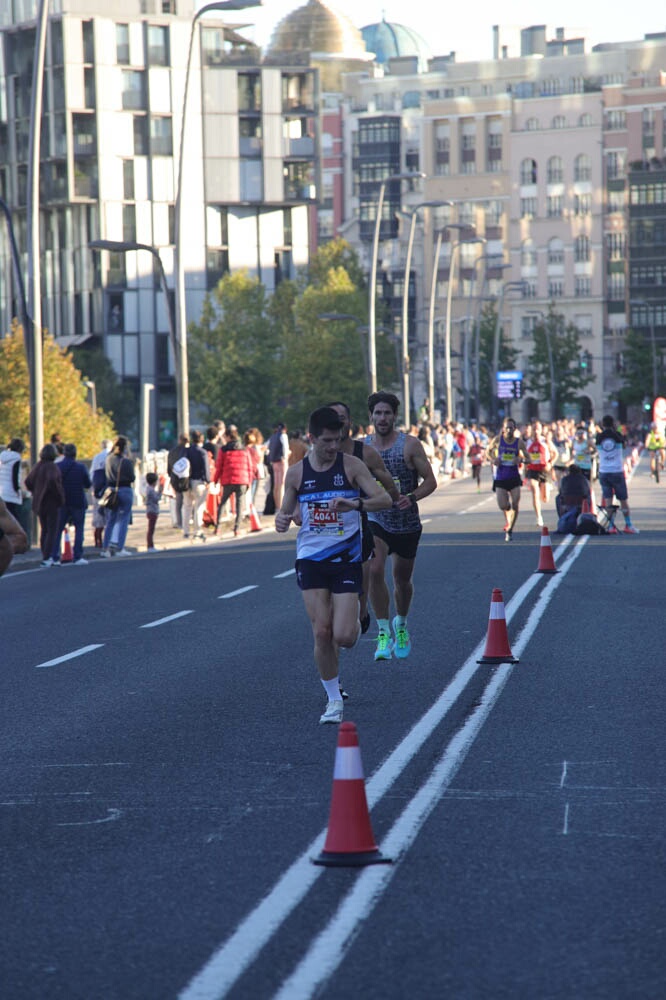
[443,227,484,422]
[368,171,425,394]
[174,1,263,435]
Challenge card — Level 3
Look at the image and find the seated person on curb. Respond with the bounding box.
[556,463,592,516]
[0,497,29,576]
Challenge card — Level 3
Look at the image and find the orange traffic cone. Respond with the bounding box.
[477,588,519,665]
[580,498,591,514]
[61,527,73,563]
[535,525,558,574]
[248,501,262,532]
[314,722,392,867]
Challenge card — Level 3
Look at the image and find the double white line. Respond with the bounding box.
[181,535,586,999]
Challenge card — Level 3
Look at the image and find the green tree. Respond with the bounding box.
[525,305,595,416]
[188,271,280,432]
[0,325,116,456]
[615,328,665,409]
[71,345,137,433]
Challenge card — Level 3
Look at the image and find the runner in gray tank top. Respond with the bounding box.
[365,391,437,662]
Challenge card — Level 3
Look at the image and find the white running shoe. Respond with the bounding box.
[319,699,344,724]
[114,548,133,557]
[40,558,53,567]
[99,549,111,558]
[536,515,544,527]
[73,558,88,565]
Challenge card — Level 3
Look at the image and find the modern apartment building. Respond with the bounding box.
[0,0,318,444]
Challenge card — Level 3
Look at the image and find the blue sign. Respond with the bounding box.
[497,370,524,400]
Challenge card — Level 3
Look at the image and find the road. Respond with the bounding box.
[2,458,665,1000]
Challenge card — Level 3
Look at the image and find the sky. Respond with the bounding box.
[212,1,666,61]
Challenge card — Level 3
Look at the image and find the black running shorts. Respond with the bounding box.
[296,559,363,593]
[368,521,422,560]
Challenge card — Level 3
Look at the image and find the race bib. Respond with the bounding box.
[309,502,343,534]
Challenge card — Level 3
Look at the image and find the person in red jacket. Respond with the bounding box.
[214,427,254,536]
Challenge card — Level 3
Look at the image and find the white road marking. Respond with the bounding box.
[274,569,296,578]
[562,803,570,836]
[140,610,194,629]
[179,535,587,1000]
[560,761,568,788]
[57,808,122,827]
[217,586,258,599]
[35,645,104,669]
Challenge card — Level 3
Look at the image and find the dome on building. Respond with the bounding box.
[266,0,369,59]
[361,17,431,70]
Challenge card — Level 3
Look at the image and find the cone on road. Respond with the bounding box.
[581,498,591,514]
[248,501,262,532]
[535,525,558,574]
[314,722,392,867]
[477,588,519,665]
[61,527,73,563]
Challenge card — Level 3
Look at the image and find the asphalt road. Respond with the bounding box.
[2,458,665,1000]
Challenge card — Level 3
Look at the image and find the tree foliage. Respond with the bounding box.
[615,328,665,407]
[71,345,137,433]
[0,324,116,457]
[475,302,521,418]
[187,241,388,435]
[525,305,595,415]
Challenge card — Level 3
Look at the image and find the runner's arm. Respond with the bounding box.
[331,457,391,512]
[394,438,437,509]
[274,464,301,532]
[361,444,400,502]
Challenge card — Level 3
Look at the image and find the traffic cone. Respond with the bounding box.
[61,527,73,563]
[314,722,392,867]
[535,526,558,574]
[581,498,591,514]
[477,588,519,665]
[248,501,262,532]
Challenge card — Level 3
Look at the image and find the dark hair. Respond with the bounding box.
[39,443,57,462]
[602,415,615,429]
[191,430,203,445]
[64,443,77,458]
[225,427,240,443]
[368,391,399,415]
[206,426,217,441]
[113,436,128,455]
[146,472,158,485]
[325,400,350,418]
[308,406,344,438]
[9,438,25,453]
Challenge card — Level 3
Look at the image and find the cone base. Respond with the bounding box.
[313,849,392,868]
[477,654,519,665]
[535,568,558,574]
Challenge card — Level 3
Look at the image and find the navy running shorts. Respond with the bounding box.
[368,521,422,560]
[296,559,363,593]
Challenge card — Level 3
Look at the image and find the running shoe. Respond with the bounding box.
[40,558,53,567]
[99,549,111,558]
[536,515,544,527]
[623,525,640,535]
[374,632,394,661]
[504,529,513,542]
[339,682,349,701]
[360,612,371,634]
[392,617,412,659]
[319,699,343,724]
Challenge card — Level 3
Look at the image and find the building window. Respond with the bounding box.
[238,73,261,112]
[521,240,537,267]
[123,204,136,243]
[284,162,314,202]
[240,160,263,201]
[123,160,135,200]
[608,189,625,213]
[116,24,130,64]
[574,235,590,262]
[520,158,537,184]
[122,70,146,110]
[575,277,591,297]
[147,25,170,66]
[82,20,94,64]
[548,280,564,298]
[84,67,96,108]
[606,151,624,180]
[546,195,563,218]
[574,154,591,182]
[520,197,537,219]
[547,156,563,183]
[133,116,148,155]
[579,113,593,127]
[552,115,566,129]
[606,232,626,260]
[574,193,591,216]
[548,239,564,265]
[605,109,626,131]
[525,117,539,131]
[150,117,173,156]
[523,280,537,298]
[608,273,625,300]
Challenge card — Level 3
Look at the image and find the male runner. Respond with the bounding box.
[644,422,665,481]
[326,400,400,633]
[275,407,391,724]
[487,417,529,541]
[524,420,558,526]
[365,391,437,662]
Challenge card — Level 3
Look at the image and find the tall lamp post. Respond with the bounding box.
[472,259,511,421]
[174,0,262,437]
[527,309,556,420]
[400,200,451,425]
[443,227,484,423]
[89,240,179,430]
[631,298,659,400]
[368,171,425,394]
[141,382,155,460]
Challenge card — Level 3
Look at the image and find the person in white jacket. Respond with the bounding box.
[0,438,26,520]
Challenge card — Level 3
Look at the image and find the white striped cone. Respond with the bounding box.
[314,722,391,867]
[477,588,519,664]
[536,526,558,574]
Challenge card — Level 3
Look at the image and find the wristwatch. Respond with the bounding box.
[356,497,364,512]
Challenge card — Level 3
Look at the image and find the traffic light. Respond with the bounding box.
[579,350,588,370]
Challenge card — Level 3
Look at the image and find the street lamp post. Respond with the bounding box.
[369,171,425,394]
[427,230,445,420]
[443,228,484,423]
[400,200,451,426]
[174,1,262,437]
[89,240,179,428]
[473,259,511,421]
[141,382,155,460]
[84,380,97,415]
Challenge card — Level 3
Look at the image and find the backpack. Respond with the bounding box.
[575,512,606,536]
[172,456,191,493]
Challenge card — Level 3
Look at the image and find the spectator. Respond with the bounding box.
[101,436,136,557]
[52,443,92,565]
[266,421,290,512]
[0,437,26,520]
[167,433,189,528]
[143,471,162,551]
[24,443,65,567]
[595,415,638,534]
[182,430,209,541]
[287,430,308,466]
[243,427,265,507]
[90,439,113,547]
[214,427,254,536]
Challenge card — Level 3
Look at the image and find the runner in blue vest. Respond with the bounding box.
[488,417,529,542]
